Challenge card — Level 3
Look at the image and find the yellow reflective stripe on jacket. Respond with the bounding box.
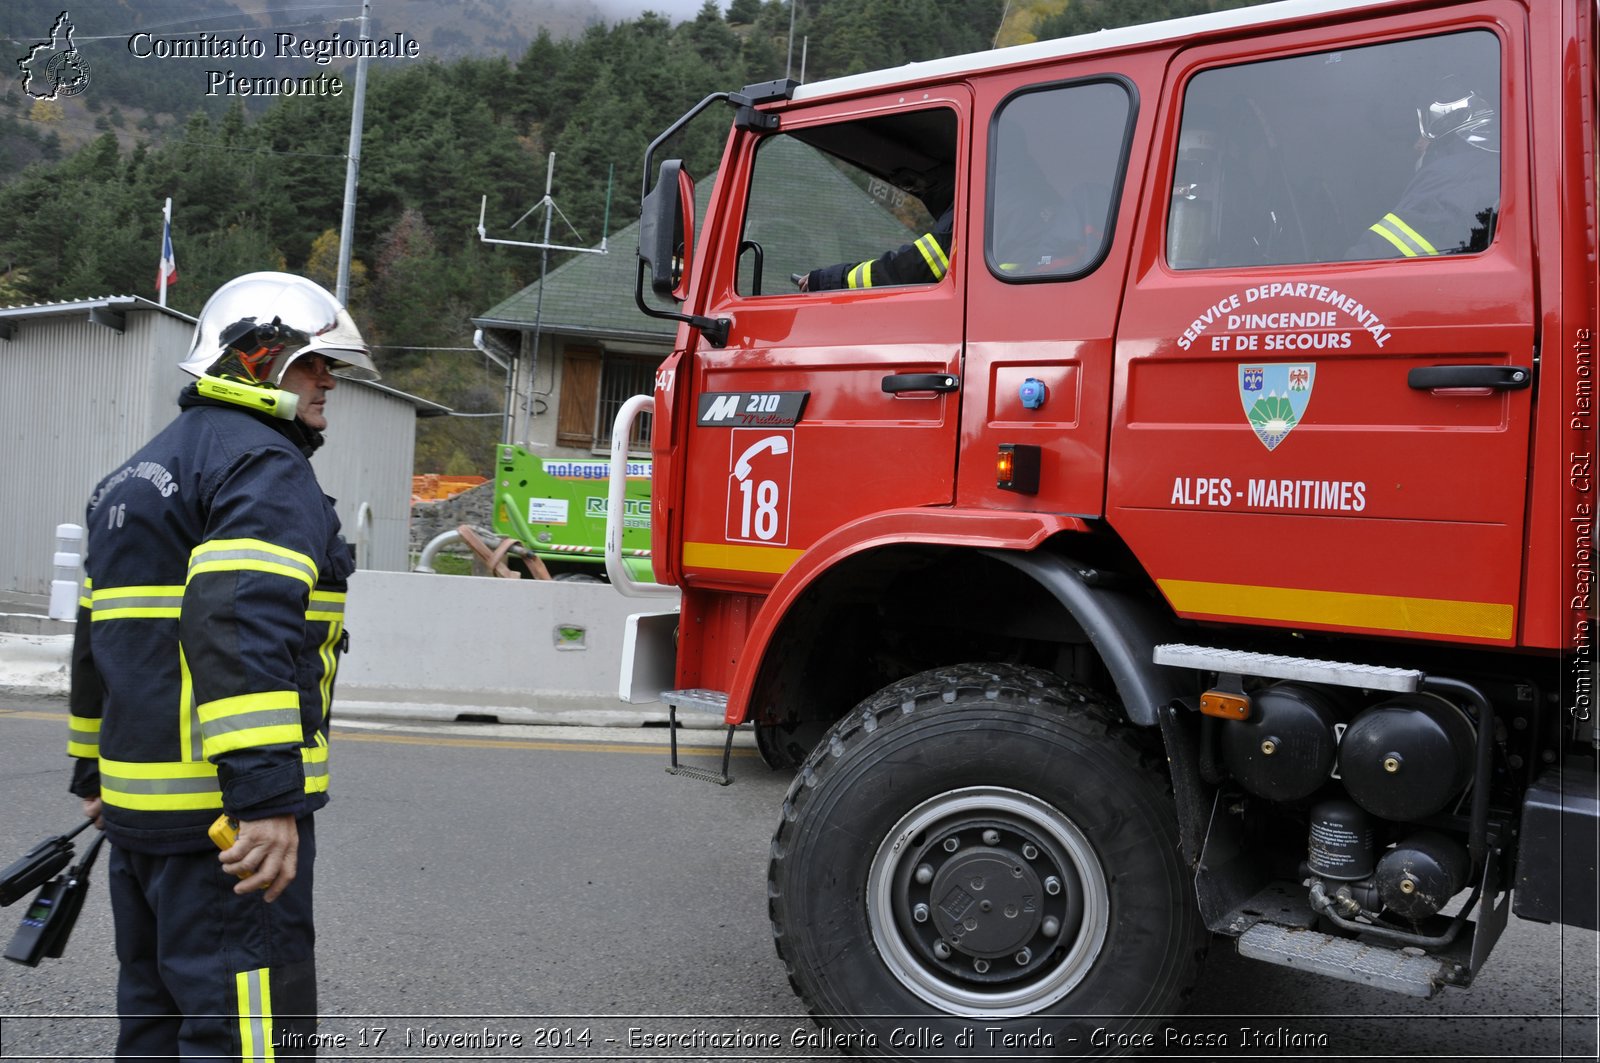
[67,714,100,759]
[188,539,318,592]
[89,585,183,621]
[78,575,93,612]
[236,967,275,1061]
[179,646,201,762]
[197,690,303,759]
[99,746,328,811]
[100,757,225,811]
[1369,212,1439,257]
[915,232,950,279]
[846,261,873,289]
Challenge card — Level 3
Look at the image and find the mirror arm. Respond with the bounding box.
[633,261,731,349]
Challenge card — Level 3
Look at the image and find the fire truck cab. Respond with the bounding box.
[611,0,1597,1049]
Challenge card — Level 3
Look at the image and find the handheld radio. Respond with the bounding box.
[0,818,91,908]
[4,831,104,966]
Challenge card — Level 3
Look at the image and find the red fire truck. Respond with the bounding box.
[607,0,1596,1050]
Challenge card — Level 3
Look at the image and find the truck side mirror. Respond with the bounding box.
[639,159,695,301]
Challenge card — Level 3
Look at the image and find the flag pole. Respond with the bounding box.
[158,198,171,307]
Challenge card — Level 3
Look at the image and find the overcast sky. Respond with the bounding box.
[601,0,740,24]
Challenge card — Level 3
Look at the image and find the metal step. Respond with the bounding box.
[663,688,730,714]
[1236,922,1452,998]
[662,690,735,786]
[1153,643,1423,693]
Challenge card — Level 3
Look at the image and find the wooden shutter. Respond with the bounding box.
[556,347,601,446]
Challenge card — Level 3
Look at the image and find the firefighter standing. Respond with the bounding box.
[67,272,378,1058]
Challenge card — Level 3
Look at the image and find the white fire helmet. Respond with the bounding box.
[180,271,379,383]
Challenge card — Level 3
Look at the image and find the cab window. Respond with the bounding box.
[737,108,957,296]
[1168,30,1501,269]
[987,79,1132,280]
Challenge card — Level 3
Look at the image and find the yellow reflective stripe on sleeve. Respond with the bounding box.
[188,539,317,592]
[915,232,950,279]
[306,590,345,622]
[89,585,183,621]
[237,967,275,1061]
[1382,213,1438,255]
[198,691,303,758]
[1369,213,1438,258]
[846,261,873,289]
[67,714,100,759]
[304,738,330,793]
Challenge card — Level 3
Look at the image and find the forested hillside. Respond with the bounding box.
[0,0,1261,472]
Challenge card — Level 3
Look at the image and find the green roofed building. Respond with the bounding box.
[472,137,920,459]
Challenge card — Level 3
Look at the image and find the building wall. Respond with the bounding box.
[514,329,666,459]
[1,310,190,597]
[0,306,417,594]
[310,381,418,573]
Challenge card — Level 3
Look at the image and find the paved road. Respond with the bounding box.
[0,697,1594,1061]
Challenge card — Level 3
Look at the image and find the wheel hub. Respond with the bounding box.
[869,787,1108,1016]
[929,847,1043,958]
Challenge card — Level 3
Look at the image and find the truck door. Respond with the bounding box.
[1110,12,1535,647]
[959,74,1140,516]
[677,93,970,587]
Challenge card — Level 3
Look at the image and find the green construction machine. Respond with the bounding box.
[490,444,653,582]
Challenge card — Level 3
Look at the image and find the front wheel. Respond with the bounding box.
[769,663,1204,1057]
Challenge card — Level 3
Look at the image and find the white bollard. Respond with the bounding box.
[48,523,84,621]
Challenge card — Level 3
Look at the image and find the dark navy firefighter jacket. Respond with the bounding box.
[68,386,352,854]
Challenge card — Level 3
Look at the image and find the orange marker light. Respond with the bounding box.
[996,443,1040,494]
[1199,690,1251,721]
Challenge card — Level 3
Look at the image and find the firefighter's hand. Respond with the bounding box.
[221,814,298,902]
[81,795,104,830]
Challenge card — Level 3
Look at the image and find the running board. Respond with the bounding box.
[1236,922,1456,998]
[663,689,735,786]
[1153,643,1423,693]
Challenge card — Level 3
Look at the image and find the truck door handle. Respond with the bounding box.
[882,373,959,394]
[1407,365,1532,392]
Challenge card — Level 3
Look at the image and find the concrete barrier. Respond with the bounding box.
[336,570,683,727]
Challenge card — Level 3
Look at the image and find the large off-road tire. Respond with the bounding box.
[769,663,1205,1059]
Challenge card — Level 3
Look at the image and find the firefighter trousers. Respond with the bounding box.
[107,816,317,1061]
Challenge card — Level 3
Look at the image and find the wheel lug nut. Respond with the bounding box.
[1015,948,1031,966]
[915,864,934,885]
[1042,916,1061,937]
[982,829,1000,846]
[912,903,929,923]
[1022,844,1038,860]
[974,959,990,974]
[1044,876,1062,896]
[933,940,952,960]
[943,837,960,852]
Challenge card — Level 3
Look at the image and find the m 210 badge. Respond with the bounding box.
[697,391,809,427]
[1239,364,1314,450]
